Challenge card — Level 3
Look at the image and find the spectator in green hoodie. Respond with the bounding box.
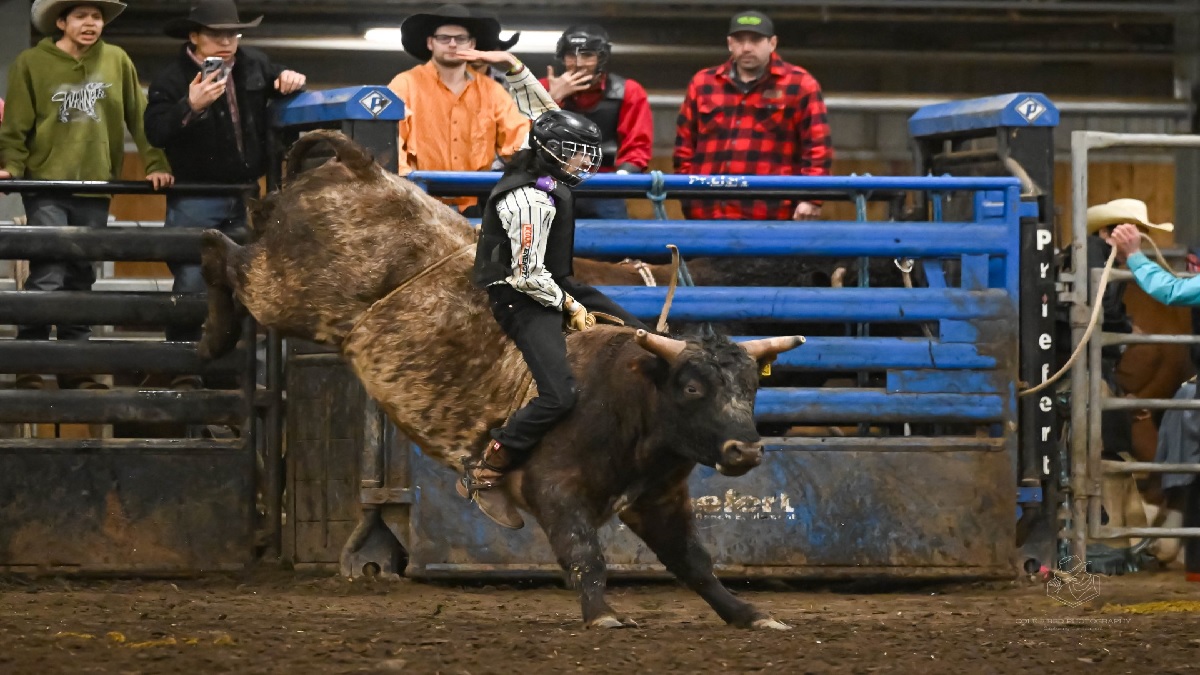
[0,0,173,390]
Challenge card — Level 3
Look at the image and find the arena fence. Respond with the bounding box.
[0,180,274,573]
[1067,130,1200,573]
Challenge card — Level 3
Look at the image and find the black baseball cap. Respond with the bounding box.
[728,10,774,37]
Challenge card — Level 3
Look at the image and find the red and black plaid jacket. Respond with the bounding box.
[673,54,833,220]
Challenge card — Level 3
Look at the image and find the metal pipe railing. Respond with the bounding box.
[0,180,255,196]
[1065,130,1200,562]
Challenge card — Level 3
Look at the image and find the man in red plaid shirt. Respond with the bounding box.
[674,10,833,221]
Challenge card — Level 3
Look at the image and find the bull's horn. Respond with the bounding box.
[635,329,687,363]
[740,336,806,361]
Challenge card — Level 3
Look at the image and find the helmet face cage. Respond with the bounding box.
[555,27,611,73]
[534,137,603,186]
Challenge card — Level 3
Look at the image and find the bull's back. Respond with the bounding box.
[243,156,477,346]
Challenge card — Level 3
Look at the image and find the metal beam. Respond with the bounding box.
[574,221,1009,257]
[0,340,242,375]
[0,226,249,262]
[0,438,243,453]
[755,388,1003,423]
[599,286,1014,322]
[740,336,997,370]
[0,291,207,326]
[0,390,245,424]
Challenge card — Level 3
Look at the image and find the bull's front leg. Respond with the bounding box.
[620,484,790,630]
[539,508,631,628]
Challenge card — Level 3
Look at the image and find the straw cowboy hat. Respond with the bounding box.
[31,0,126,35]
[164,0,263,40]
[400,4,508,61]
[1086,198,1174,235]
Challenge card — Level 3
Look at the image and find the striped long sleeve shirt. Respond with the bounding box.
[493,62,567,309]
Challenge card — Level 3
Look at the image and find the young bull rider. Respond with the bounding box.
[457,47,650,529]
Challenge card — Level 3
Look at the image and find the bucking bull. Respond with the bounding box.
[197,130,803,630]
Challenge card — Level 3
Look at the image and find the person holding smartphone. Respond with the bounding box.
[144,0,305,386]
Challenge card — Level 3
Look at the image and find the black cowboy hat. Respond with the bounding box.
[400,4,508,61]
[164,0,263,40]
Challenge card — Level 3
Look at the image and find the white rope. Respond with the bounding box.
[1019,233,1175,398]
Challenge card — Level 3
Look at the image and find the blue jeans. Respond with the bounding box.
[574,197,628,220]
[165,195,247,342]
[18,195,111,341]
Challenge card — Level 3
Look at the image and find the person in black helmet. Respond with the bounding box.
[455,46,649,529]
[541,24,653,220]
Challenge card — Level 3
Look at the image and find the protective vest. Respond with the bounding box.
[473,165,576,288]
[562,74,625,168]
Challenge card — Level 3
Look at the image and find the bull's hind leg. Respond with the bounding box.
[538,507,632,628]
[620,484,790,630]
[196,229,245,360]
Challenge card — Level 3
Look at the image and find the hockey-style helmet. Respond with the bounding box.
[530,109,603,187]
[555,24,611,74]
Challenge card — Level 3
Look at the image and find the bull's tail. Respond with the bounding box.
[284,129,382,183]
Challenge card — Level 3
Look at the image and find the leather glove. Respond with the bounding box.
[564,295,595,332]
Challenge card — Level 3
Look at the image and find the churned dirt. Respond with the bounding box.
[0,570,1197,674]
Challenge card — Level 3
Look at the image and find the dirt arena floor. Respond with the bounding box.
[1,570,1196,674]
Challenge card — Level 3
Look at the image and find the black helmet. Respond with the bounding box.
[555,24,611,74]
[530,110,603,187]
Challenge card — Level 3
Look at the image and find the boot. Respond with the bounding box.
[455,438,524,529]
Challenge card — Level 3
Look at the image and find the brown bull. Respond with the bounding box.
[198,130,802,629]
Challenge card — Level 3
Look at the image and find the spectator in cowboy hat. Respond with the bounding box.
[144,0,305,382]
[0,0,173,390]
[387,3,530,214]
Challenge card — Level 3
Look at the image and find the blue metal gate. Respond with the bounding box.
[387,172,1023,578]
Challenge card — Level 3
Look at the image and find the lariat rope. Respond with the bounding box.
[1019,233,1175,397]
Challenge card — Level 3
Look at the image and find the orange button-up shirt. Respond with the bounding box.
[388,61,531,210]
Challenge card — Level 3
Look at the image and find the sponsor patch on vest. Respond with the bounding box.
[521,222,533,248]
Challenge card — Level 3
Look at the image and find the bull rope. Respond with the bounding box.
[656,244,683,333]
[1020,233,1175,398]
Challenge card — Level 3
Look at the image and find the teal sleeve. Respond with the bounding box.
[1127,252,1200,306]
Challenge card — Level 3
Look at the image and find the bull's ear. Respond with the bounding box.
[628,352,668,385]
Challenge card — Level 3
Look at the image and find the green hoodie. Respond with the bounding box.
[0,37,170,184]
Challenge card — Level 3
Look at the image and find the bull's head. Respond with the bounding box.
[633,329,804,477]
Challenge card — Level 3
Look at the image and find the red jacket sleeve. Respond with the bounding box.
[614,79,652,171]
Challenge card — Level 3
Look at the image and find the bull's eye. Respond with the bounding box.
[683,381,704,398]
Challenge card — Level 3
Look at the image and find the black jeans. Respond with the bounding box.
[487,280,647,453]
[18,195,111,341]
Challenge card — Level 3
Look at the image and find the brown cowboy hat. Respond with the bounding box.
[400,4,506,61]
[31,0,126,36]
[164,0,263,40]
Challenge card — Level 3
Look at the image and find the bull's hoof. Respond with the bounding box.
[589,615,637,629]
[751,617,792,631]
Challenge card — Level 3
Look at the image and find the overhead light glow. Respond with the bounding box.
[363,28,405,45]
[362,28,564,53]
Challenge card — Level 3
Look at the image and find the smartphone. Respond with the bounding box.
[201,56,226,82]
